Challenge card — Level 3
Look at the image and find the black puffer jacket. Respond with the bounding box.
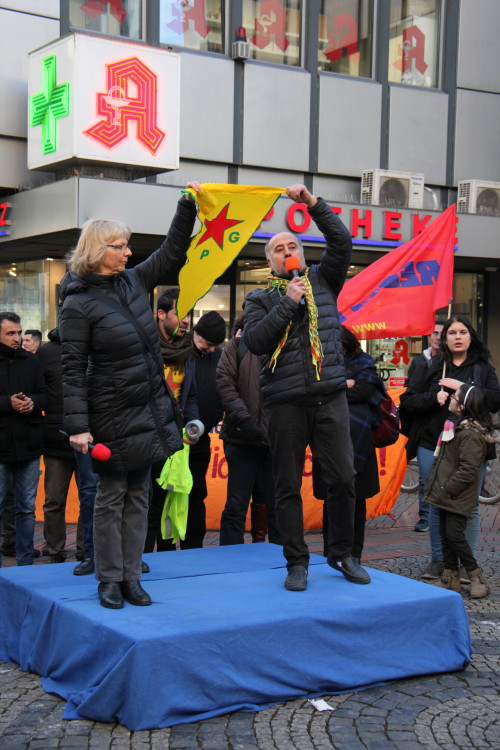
[37,328,74,459]
[244,198,350,407]
[0,342,48,461]
[59,196,197,474]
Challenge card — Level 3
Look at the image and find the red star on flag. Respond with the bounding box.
[197,203,243,251]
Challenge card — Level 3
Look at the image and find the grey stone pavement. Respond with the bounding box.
[1,482,499,749]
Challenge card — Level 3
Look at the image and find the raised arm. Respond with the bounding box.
[134,182,200,292]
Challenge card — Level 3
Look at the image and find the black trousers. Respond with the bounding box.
[439,508,477,571]
[266,392,355,569]
[145,435,211,552]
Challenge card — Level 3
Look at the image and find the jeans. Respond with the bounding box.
[0,484,15,550]
[420,445,486,561]
[74,450,98,559]
[220,443,280,546]
[267,392,355,569]
[0,459,40,566]
[94,466,150,582]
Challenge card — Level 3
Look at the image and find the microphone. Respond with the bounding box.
[285,256,305,304]
[59,430,111,462]
[89,442,111,462]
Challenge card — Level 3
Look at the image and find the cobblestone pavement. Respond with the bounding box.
[1,488,499,749]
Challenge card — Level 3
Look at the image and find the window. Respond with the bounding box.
[318,0,373,77]
[388,0,441,87]
[69,0,143,39]
[242,0,302,67]
[160,0,223,53]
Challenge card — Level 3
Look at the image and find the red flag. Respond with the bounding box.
[338,204,456,339]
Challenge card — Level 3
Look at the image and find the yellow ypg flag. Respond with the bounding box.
[177,183,284,320]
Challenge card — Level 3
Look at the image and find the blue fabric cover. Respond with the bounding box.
[0,545,471,730]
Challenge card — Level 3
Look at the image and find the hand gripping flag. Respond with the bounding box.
[177,183,284,320]
[338,204,456,339]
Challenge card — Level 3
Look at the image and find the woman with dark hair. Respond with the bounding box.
[60,183,199,609]
[400,314,500,580]
[424,383,498,597]
[315,325,383,563]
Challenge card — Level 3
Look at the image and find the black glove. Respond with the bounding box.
[236,417,266,444]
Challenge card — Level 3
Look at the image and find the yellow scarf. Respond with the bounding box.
[266,268,323,380]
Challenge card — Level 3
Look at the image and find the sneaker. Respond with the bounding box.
[421,561,445,579]
[459,566,471,584]
[414,520,429,532]
[284,565,308,591]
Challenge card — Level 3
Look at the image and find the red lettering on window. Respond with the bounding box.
[352,209,372,238]
[384,212,402,240]
[412,214,432,237]
[167,0,209,38]
[286,204,311,233]
[394,25,428,75]
[324,13,360,63]
[80,0,127,23]
[251,0,289,52]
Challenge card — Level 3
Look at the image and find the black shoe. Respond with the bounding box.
[121,580,152,606]
[51,554,66,564]
[73,557,95,576]
[327,556,371,584]
[0,546,16,557]
[414,519,429,532]
[141,560,150,574]
[75,551,84,562]
[32,549,41,559]
[98,582,124,609]
[284,565,308,591]
[41,545,50,556]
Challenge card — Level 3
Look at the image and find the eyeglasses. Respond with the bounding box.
[107,243,130,252]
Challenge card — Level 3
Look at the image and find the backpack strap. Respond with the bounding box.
[236,337,248,369]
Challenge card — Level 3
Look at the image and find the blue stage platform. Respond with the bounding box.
[0,544,471,730]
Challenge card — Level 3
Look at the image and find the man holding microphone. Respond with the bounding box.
[244,184,370,591]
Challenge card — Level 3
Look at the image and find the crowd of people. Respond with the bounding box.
[0,184,498,608]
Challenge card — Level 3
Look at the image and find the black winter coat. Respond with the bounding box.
[243,198,350,407]
[0,342,48,461]
[59,196,197,474]
[37,328,74,459]
[217,336,269,448]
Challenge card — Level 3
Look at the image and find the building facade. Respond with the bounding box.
[0,0,499,378]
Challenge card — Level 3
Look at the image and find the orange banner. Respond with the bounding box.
[35,389,408,530]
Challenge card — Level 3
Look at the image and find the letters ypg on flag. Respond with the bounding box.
[177,184,283,321]
[338,204,456,340]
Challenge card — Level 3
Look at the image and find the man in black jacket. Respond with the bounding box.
[0,312,48,566]
[38,328,98,572]
[244,184,370,591]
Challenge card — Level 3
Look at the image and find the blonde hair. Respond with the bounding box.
[67,219,131,277]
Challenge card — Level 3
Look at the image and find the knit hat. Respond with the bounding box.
[194,311,226,345]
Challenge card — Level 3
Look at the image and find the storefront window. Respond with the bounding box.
[154,284,230,341]
[160,0,223,53]
[242,0,302,66]
[318,0,373,77]
[69,0,143,39]
[0,259,66,338]
[388,0,441,87]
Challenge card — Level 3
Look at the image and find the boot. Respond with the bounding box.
[250,503,268,543]
[468,567,488,599]
[435,568,461,593]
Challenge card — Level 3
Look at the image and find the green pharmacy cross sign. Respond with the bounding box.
[30,55,70,154]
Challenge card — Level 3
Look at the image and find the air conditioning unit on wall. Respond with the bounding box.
[361,169,424,209]
[457,180,500,216]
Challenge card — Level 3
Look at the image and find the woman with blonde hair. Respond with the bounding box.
[60,183,199,609]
